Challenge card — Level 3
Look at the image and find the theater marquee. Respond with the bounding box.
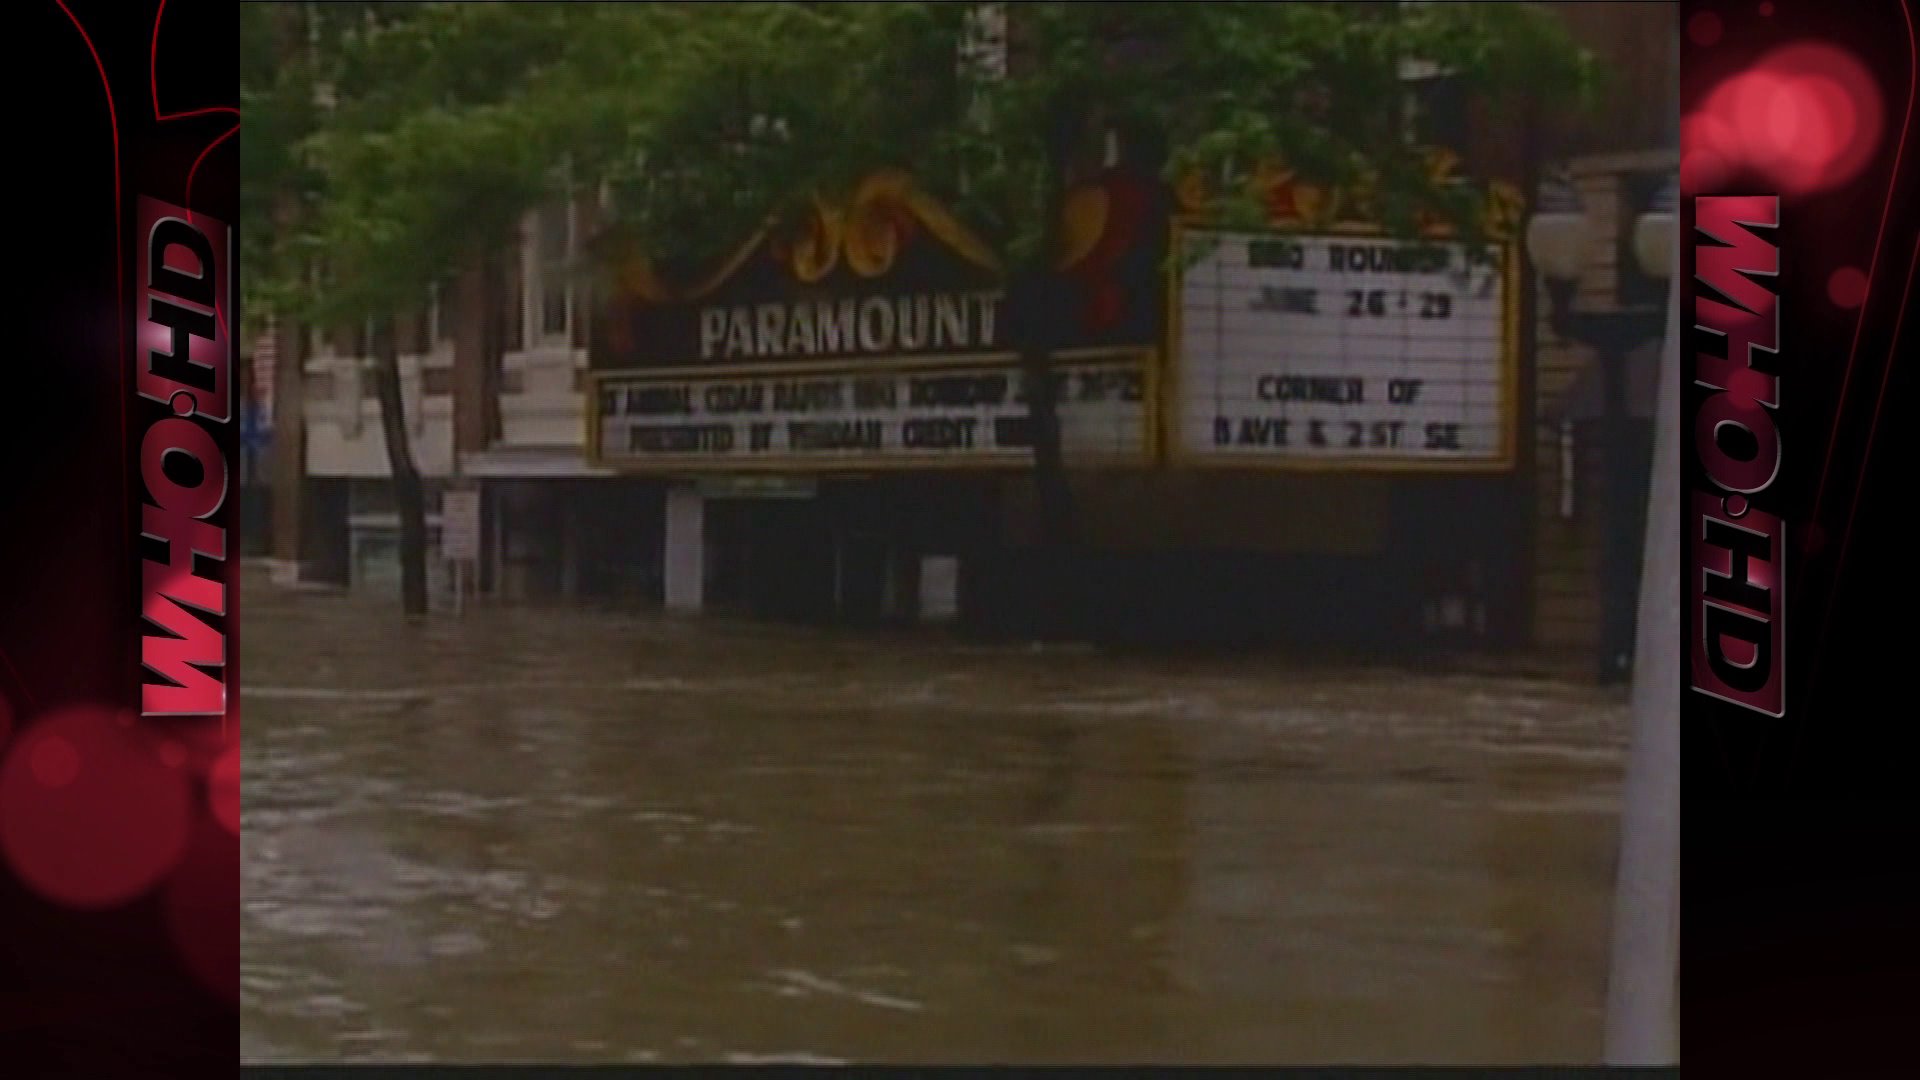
[588,168,1164,473]
[590,352,1154,471]
[1173,227,1518,471]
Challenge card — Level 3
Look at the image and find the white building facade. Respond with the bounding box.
[296,193,626,603]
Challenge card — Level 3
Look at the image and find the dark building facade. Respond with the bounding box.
[585,149,1533,651]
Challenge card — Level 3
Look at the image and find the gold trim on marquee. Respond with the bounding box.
[605,168,1130,306]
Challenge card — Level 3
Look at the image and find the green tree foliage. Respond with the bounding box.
[251,1,1596,328]
[243,1,580,326]
[243,1,1593,622]
[591,2,1596,266]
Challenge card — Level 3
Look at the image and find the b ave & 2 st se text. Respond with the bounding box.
[1212,415,1467,452]
[1210,372,1468,452]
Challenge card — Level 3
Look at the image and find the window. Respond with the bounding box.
[960,3,1008,80]
[342,317,377,359]
[1399,1,1465,150]
[306,259,329,358]
[1405,72,1469,151]
[571,200,596,351]
[571,286,591,351]
[957,2,1007,145]
[1398,0,1440,73]
[505,236,526,351]
[535,199,573,341]
[404,308,426,357]
[368,315,394,360]
[413,282,447,354]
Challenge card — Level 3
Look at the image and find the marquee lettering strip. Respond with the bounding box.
[587,355,1153,473]
[1166,223,1520,472]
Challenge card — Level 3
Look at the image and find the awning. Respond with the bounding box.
[347,512,444,531]
[457,446,614,479]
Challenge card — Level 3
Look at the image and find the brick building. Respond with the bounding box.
[1524,2,1680,664]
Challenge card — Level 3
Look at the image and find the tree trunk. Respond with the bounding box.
[1015,274,1078,639]
[451,242,510,455]
[1013,111,1082,640]
[266,2,310,577]
[370,316,431,615]
[1017,272,1075,535]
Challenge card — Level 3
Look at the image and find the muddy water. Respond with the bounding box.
[240,574,1627,1064]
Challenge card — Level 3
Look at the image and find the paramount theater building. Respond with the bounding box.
[584,162,1526,649]
[274,2,1673,666]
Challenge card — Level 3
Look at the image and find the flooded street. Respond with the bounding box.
[241,572,1628,1064]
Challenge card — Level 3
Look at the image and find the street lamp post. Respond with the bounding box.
[1530,171,1681,1064]
[1525,173,1676,684]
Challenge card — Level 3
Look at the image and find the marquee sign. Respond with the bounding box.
[1173,227,1516,469]
[587,170,1164,474]
[695,290,1007,364]
[594,169,1163,371]
[590,353,1152,471]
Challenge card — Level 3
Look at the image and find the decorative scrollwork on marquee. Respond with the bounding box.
[608,168,1149,309]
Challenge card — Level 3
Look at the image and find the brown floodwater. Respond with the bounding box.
[240,571,1628,1064]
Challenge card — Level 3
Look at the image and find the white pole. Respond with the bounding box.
[490,486,505,599]
[1603,266,1682,1064]
[663,485,706,614]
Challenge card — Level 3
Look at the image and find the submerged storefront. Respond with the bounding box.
[587,166,1527,649]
